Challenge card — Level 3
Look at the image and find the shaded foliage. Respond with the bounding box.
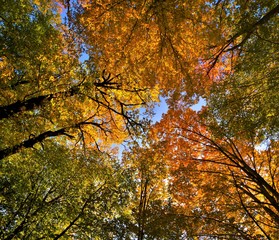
[1,0,279,239]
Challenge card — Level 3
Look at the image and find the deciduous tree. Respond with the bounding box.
[0,0,154,162]
[0,142,128,239]
[154,106,279,239]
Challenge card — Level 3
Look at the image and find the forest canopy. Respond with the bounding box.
[0,0,279,239]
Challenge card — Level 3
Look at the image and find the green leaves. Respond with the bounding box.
[0,142,127,239]
[1,0,279,238]
[207,8,279,141]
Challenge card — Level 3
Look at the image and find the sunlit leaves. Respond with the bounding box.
[1,0,279,238]
[0,0,154,159]
[0,142,127,239]
[153,103,279,238]
[76,0,227,103]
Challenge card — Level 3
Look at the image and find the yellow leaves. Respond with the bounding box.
[49,75,55,82]
[76,0,223,102]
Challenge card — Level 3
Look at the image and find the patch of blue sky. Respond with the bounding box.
[152,96,168,123]
[79,52,89,62]
[154,96,206,119]
[190,97,206,111]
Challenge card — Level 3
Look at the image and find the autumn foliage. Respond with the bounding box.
[1,0,279,239]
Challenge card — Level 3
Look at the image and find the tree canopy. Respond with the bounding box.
[1,0,279,239]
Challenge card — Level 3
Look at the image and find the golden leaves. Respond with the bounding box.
[77,0,225,102]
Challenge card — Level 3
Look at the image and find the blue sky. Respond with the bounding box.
[152,96,206,123]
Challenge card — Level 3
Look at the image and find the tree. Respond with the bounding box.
[207,30,279,141]
[0,141,128,239]
[202,2,279,236]
[150,1,279,238]
[68,0,230,104]
[0,2,153,238]
[154,106,279,239]
[71,0,279,108]
[0,0,154,162]
[2,0,279,238]
[117,134,194,240]
[207,1,279,73]
[122,140,169,239]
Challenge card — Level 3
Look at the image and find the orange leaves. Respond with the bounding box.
[76,0,228,104]
[152,100,279,236]
[0,0,151,158]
